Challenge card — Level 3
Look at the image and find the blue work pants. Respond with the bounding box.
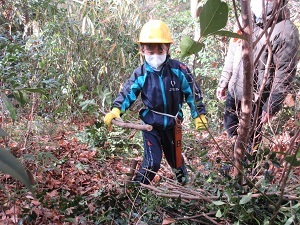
[133,127,187,184]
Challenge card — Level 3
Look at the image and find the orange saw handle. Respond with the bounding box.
[174,119,183,168]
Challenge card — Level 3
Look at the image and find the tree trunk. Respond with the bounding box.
[233,0,254,181]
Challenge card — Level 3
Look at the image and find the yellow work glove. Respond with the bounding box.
[103,108,121,127]
[194,114,208,130]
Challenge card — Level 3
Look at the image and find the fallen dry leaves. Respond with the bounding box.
[0,116,299,224]
[0,117,135,224]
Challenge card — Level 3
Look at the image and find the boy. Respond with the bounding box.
[104,20,207,185]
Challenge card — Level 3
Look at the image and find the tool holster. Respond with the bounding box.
[174,118,183,168]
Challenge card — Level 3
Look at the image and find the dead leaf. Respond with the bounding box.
[283,94,295,107]
[162,217,176,224]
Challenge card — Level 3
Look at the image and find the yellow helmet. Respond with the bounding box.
[138,20,173,44]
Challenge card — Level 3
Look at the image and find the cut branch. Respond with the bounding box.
[112,119,153,131]
[99,109,153,131]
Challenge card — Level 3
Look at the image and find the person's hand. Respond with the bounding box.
[194,114,208,130]
[216,87,226,101]
[261,110,272,124]
[103,108,121,127]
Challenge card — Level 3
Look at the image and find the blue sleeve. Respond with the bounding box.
[172,64,206,118]
[113,66,144,112]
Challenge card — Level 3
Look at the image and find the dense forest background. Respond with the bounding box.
[0,0,299,224]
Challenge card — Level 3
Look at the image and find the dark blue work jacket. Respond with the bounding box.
[113,58,206,130]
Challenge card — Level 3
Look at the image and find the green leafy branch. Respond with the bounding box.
[180,0,245,57]
[0,130,33,193]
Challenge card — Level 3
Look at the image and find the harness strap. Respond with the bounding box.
[150,109,179,119]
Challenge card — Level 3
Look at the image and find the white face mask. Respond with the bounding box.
[145,54,167,70]
[251,0,274,23]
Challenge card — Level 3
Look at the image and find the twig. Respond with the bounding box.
[201,212,220,225]
[125,159,138,186]
[23,92,36,148]
[139,183,213,202]
[176,212,219,225]
[269,128,300,225]
[139,182,300,202]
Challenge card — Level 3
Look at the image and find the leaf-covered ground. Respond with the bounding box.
[0,115,299,224]
[0,117,127,224]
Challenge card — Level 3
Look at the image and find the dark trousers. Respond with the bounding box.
[224,94,240,137]
[224,94,264,150]
[133,127,187,184]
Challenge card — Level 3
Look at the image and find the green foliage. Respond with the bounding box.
[201,173,299,224]
[180,0,244,57]
[76,120,143,159]
[199,0,228,37]
[1,93,17,122]
[1,0,146,119]
[0,146,33,192]
[180,36,204,57]
[76,121,109,149]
